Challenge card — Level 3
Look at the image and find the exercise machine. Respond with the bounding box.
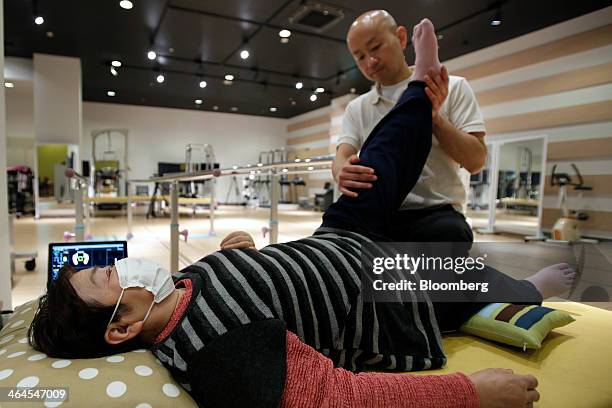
[91,129,129,210]
[548,163,596,243]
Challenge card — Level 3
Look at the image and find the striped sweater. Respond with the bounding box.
[151,227,446,389]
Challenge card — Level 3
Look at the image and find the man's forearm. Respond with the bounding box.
[433,115,486,174]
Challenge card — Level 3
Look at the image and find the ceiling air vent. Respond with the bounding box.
[288,2,345,33]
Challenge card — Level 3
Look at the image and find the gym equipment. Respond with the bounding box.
[7,166,35,216]
[314,182,334,212]
[548,163,596,243]
[91,129,129,210]
[128,155,333,273]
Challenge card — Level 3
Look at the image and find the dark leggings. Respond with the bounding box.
[322,82,433,238]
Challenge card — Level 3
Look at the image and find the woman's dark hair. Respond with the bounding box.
[28,265,145,358]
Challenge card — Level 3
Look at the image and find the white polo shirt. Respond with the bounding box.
[337,75,486,211]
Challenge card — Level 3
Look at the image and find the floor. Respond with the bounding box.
[9,205,611,310]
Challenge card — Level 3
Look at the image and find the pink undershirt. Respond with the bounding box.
[153,278,192,344]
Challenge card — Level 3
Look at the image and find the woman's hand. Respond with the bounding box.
[220,231,256,250]
[469,368,540,407]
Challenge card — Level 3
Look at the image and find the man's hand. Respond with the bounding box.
[337,154,377,198]
[424,65,449,119]
[220,231,256,250]
[469,368,540,408]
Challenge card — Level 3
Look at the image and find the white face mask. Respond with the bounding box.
[107,258,175,327]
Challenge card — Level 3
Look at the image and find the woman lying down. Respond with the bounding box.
[29,19,576,408]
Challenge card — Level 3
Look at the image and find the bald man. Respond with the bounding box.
[333,10,487,244]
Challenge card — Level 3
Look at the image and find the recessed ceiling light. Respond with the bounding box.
[5,82,15,88]
[119,0,133,10]
[280,38,289,44]
[279,29,291,38]
[46,31,54,38]
[195,99,203,105]
[213,106,219,110]
[224,74,234,81]
[310,94,317,102]
[111,60,122,67]
[269,107,277,112]
[230,107,238,112]
[156,74,165,83]
[199,80,207,88]
[295,81,303,89]
[350,87,356,94]
[315,87,324,93]
[107,91,116,97]
[240,50,249,59]
[110,67,118,76]
[34,16,44,25]
[147,50,156,60]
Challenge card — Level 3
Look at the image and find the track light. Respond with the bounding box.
[111,60,122,67]
[491,8,502,26]
[195,99,203,105]
[240,50,249,59]
[110,67,118,76]
[279,29,291,38]
[107,91,116,97]
[199,80,207,88]
[119,0,133,10]
[156,74,165,83]
[225,74,234,81]
[310,94,317,102]
[315,87,324,93]
[269,107,277,112]
[147,50,156,60]
[295,81,303,89]
[34,16,44,25]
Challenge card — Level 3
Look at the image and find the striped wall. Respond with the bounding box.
[444,6,612,238]
[286,94,356,198]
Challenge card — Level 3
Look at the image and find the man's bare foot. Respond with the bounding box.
[411,18,441,81]
[526,263,577,299]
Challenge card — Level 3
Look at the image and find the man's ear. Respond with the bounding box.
[396,25,409,50]
[104,320,144,345]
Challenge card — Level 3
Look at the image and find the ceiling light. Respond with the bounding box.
[111,60,122,67]
[156,74,165,83]
[350,87,356,93]
[269,107,277,112]
[282,168,288,173]
[279,29,291,38]
[291,100,296,106]
[110,67,118,76]
[147,50,157,60]
[5,82,15,88]
[213,106,219,110]
[280,38,289,44]
[46,31,54,38]
[295,81,303,89]
[107,91,116,97]
[34,16,44,25]
[119,0,133,10]
[195,99,203,105]
[307,166,314,171]
[224,74,234,81]
[199,80,207,88]
[240,50,249,59]
[310,94,317,102]
[315,87,324,93]
[231,107,238,112]
[491,8,502,26]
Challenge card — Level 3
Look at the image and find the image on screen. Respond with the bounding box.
[48,241,127,283]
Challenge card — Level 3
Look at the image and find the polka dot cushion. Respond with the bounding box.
[0,299,197,407]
